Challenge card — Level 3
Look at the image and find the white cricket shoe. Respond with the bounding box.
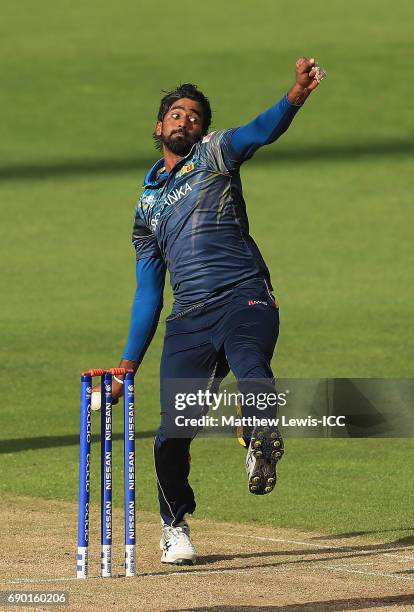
[160,520,197,565]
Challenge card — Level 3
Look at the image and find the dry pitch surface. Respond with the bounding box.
[0,497,413,611]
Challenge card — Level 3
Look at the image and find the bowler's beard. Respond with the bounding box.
[161,129,198,156]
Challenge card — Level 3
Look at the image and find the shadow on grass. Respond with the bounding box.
[311,528,414,540]
[197,535,414,566]
[0,431,156,453]
[118,531,414,583]
[1,139,413,181]
[164,594,414,610]
[396,535,414,546]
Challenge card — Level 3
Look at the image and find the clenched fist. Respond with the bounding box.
[288,57,326,106]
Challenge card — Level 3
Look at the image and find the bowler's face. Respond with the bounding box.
[156,98,204,156]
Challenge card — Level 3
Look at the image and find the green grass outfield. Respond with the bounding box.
[1,1,413,542]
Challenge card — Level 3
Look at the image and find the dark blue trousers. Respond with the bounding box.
[154,278,279,525]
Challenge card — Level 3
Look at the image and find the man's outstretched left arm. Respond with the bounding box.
[229,57,325,162]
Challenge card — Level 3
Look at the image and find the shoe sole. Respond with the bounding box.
[248,426,284,495]
[161,557,195,566]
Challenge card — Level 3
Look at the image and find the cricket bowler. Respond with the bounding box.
[93,57,325,565]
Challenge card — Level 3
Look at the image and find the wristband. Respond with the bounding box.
[113,375,124,385]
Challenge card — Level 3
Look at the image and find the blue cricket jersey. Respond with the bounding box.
[133,130,272,314]
[124,94,301,361]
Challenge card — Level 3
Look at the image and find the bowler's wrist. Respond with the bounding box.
[119,358,139,374]
[287,83,311,107]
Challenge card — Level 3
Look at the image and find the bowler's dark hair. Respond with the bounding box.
[153,83,212,150]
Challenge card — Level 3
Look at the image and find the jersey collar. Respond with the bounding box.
[143,141,199,188]
[143,158,167,188]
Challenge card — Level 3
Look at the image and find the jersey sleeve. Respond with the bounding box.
[229,94,300,162]
[198,129,241,175]
[199,95,300,174]
[131,205,162,260]
[123,257,166,364]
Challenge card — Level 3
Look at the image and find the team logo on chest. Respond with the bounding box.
[176,162,195,177]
